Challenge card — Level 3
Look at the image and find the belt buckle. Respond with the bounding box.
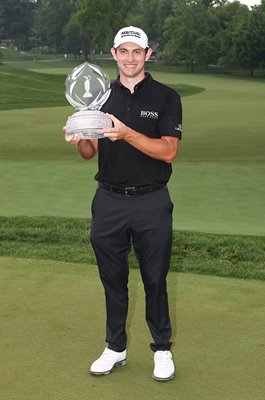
[125,186,137,196]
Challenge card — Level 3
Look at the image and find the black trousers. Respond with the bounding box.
[90,185,173,352]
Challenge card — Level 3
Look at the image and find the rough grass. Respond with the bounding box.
[0,216,264,280]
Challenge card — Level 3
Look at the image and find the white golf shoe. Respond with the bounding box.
[153,350,175,381]
[90,347,127,375]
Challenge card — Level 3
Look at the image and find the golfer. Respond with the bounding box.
[64,26,182,381]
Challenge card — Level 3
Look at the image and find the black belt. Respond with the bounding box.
[99,182,165,196]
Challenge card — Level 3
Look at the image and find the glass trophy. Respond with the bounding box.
[65,62,112,139]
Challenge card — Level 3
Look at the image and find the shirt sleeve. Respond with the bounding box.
[158,89,182,139]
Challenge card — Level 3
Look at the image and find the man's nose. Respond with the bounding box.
[127,52,134,62]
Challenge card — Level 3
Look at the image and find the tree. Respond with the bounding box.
[76,0,137,61]
[126,0,174,50]
[217,1,249,66]
[0,0,38,50]
[0,2,5,39]
[233,5,265,75]
[33,0,77,52]
[63,13,90,58]
[163,0,221,70]
[217,1,265,75]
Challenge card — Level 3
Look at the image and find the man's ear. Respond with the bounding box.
[145,48,153,62]
[111,48,117,61]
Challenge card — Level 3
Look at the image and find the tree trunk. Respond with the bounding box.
[190,59,195,72]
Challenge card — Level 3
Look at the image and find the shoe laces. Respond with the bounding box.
[101,348,113,359]
[155,351,172,363]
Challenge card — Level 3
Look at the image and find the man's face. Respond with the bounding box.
[111,42,152,79]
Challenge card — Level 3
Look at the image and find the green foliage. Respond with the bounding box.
[1,0,265,73]
[233,7,265,75]
[0,0,38,50]
[126,0,174,48]
[0,216,264,280]
[164,0,230,70]
[63,13,84,57]
[76,0,138,57]
[217,1,249,66]
[33,0,76,52]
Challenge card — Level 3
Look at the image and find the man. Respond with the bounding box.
[64,26,182,381]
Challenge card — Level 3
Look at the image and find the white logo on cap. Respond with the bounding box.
[121,30,141,38]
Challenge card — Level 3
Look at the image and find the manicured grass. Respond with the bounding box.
[0,59,264,236]
[170,162,265,235]
[0,159,264,235]
[0,257,264,400]
[0,63,203,111]
[0,216,264,280]
[0,64,67,110]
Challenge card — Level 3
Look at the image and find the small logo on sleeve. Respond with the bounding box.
[175,124,182,132]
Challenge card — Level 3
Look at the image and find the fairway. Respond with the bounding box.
[0,257,264,400]
[0,60,264,235]
[1,37,264,400]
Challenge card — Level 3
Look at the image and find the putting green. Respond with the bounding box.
[0,257,264,400]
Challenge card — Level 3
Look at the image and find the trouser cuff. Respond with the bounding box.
[108,344,126,353]
[150,342,172,352]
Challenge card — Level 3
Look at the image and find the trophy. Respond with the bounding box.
[65,62,112,139]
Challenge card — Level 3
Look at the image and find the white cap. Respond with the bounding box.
[113,26,149,49]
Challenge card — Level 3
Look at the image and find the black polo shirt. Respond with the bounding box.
[95,73,182,187]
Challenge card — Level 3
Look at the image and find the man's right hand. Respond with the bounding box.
[62,126,82,144]
[62,126,98,160]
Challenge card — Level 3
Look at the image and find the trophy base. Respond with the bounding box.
[66,110,112,139]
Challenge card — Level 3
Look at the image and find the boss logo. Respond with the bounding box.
[140,110,159,119]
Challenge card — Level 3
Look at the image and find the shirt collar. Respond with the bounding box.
[115,73,152,93]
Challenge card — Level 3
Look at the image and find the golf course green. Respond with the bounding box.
[0,257,264,400]
[0,58,264,235]
[0,54,264,400]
